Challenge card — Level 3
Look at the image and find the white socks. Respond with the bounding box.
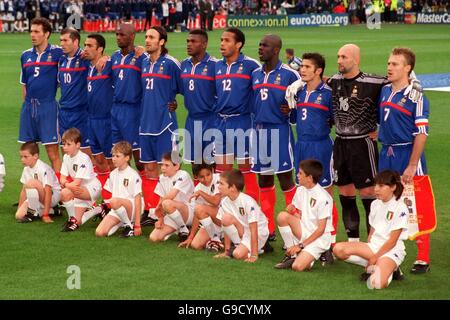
[107,224,121,236]
[223,225,241,246]
[278,225,298,248]
[345,255,368,267]
[200,217,219,241]
[63,200,75,218]
[81,207,100,225]
[113,206,132,228]
[26,189,41,216]
[168,209,189,233]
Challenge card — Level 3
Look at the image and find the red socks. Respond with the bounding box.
[96,170,111,200]
[140,171,159,211]
[260,186,276,234]
[283,186,296,207]
[331,203,339,245]
[416,234,430,263]
[240,169,259,202]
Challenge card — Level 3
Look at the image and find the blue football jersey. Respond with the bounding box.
[20,44,63,102]
[294,81,334,141]
[58,48,89,111]
[140,54,181,135]
[111,49,144,105]
[214,53,261,115]
[180,53,218,118]
[378,84,429,145]
[87,60,114,119]
[252,61,300,124]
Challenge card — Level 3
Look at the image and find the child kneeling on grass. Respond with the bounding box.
[333,170,408,289]
[178,163,223,251]
[149,152,195,243]
[274,159,333,271]
[95,141,143,238]
[214,169,269,263]
[60,128,102,232]
[16,142,61,223]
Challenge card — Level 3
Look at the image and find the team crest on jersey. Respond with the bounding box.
[130,57,136,66]
[34,173,38,180]
[158,64,164,74]
[237,64,243,74]
[202,65,208,75]
[274,74,281,85]
[73,164,78,172]
[310,198,317,208]
[386,211,394,221]
[239,207,245,216]
[315,94,322,104]
[123,178,129,187]
[351,86,358,98]
[75,59,80,68]
[47,54,52,62]
[398,97,407,107]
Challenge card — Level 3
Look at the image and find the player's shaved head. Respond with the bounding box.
[116,22,136,49]
[264,34,282,50]
[117,22,136,36]
[340,44,360,64]
[337,43,361,78]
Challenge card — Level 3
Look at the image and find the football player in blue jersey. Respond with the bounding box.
[214,28,261,203]
[378,47,431,274]
[19,18,63,177]
[250,35,299,241]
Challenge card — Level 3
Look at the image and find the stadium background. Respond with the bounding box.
[0,1,449,300]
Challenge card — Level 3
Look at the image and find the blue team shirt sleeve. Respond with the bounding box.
[413,95,430,136]
[20,54,27,85]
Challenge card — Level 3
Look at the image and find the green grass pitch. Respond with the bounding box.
[0,24,449,299]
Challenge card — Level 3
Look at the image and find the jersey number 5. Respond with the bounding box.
[34,67,40,77]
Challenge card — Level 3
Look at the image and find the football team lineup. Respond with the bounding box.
[0,23,449,299]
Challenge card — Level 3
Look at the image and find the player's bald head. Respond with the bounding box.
[263,34,282,50]
[117,23,136,36]
[339,44,360,65]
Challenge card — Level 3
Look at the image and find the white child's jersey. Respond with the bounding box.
[61,151,97,186]
[194,173,221,206]
[217,192,268,233]
[292,184,333,238]
[155,170,194,204]
[20,159,61,192]
[104,165,142,201]
[369,197,409,251]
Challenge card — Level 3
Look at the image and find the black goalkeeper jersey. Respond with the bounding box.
[327,72,388,137]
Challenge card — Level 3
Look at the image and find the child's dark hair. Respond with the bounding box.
[161,151,182,166]
[111,141,133,160]
[220,169,244,192]
[20,141,39,155]
[299,159,323,184]
[192,162,216,177]
[62,128,81,144]
[375,170,404,200]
